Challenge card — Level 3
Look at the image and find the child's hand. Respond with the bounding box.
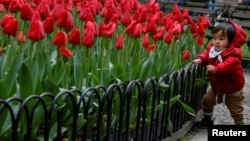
[207,65,216,73]
[192,59,202,65]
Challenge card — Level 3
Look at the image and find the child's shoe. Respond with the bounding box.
[195,115,213,128]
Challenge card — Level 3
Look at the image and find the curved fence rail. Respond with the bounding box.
[0,66,207,141]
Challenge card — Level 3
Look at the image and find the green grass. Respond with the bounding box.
[242,45,250,58]
[243,29,250,58]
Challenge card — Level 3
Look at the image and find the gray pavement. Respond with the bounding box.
[186,70,250,141]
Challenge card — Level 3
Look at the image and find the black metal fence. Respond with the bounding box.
[0,66,207,141]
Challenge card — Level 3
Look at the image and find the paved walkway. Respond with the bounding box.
[186,70,250,141]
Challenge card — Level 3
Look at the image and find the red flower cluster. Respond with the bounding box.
[0,0,210,59]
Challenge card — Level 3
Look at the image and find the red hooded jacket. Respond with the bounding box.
[196,21,246,95]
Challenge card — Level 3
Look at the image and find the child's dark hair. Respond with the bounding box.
[213,22,236,46]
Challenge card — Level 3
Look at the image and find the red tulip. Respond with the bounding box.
[28,19,45,41]
[36,0,50,19]
[125,20,136,35]
[69,28,81,45]
[17,31,26,43]
[153,27,165,41]
[110,14,118,25]
[142,33,150,48]
[197,36,204,46]
[8,0,25,12]
[57,10,74,30]
[43,15,54,33]
[165,30,173,44]
[182,9,189,19]
[1,14,14,28]
[132,23,142,38]
[189,21,197,35]
[133,10,141,23]
[165,18,174,31]
[84,21,99,37]
[202,15,211,28]
[0,48,3,55]
[51,4,64,19]
[20,3,33,21]
[59,47,72,58]
[140,7,148,23]
[0,4,4,12]
[82,29,95,48]
[2,17,18,37]
[120,0,132,12]
[197,22,205,36]
[79,7,92,21]
[182,50,190,60]
[105,8,116,23]
[115,35,124,50]
[30,11,41,24]
[146,19,157,34]
[172,4,181,21]
[99,21,116,38]
[146,44,156,52]
[121,10,131,26]
[53,31,67,47]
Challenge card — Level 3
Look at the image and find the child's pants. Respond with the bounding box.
[201,86,245,124]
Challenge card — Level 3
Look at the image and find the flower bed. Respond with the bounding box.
[0,0,210,98]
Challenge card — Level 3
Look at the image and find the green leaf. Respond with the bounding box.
[178,100,195,117]
[42,78,60,94]
[169,95,181,108]
[73,53,83,89]
[0,110,11,137]
[0,79,8,99]
[113,63,126,81]
[88,73,100,86]
[53,62,68,85]
[19,63,34,98]
[194,77,209,86]
[5,52,23,95]
[159,82,170,90]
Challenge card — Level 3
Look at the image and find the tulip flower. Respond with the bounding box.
[20,3,33,21]
[43,15,55,33]
[28,19,45,41]
[17,31,26,43]
[69,28,81,45]
[0,1,210,99]
[59,47,73,58]
[182,50,190,60]
[2,17,18,37]
[36,0,50,19]
[0,4,4,12]
[0,48,3,55]
[146,44,156,52]
[57,10,74,30]
[8,0,24,12]
[115,35,124,50]
[1,14,14,28]
[99,21,116,38]
[142,33,150,48]
[53,31,68,47]
[121,10,132,26]
[51,3,64,19]
[83,29,95,48]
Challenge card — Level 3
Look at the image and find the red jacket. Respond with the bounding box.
[196,21,246,95]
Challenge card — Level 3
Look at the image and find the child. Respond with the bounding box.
[192,21,246,127]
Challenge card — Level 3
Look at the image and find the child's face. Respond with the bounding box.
[212,30,229,51]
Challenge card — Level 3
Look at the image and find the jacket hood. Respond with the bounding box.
[227,21,246,48]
